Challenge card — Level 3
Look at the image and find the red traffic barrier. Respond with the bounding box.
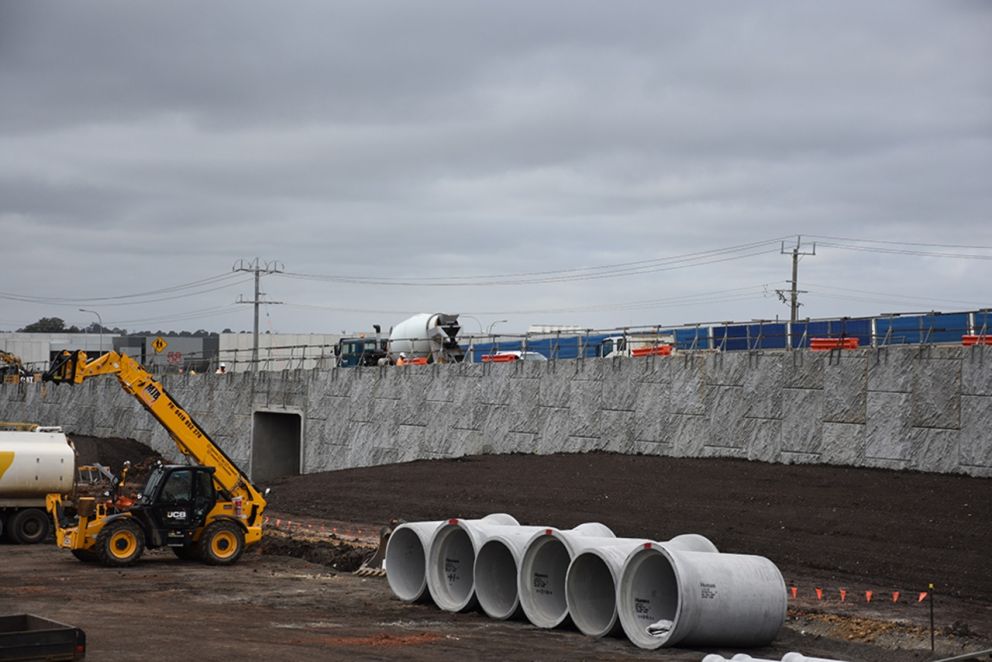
[482,354,518,363]
[810,337,859,351]
[962,335,992,346]
[631,345,673,358]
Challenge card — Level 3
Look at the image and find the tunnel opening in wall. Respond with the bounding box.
[250,409,302,482]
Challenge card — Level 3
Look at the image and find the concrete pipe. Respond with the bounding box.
[386,520,446,603]
[565,534,719,638]
[516,523,617,629]
[781,654,851,662]
[618,544,786,650]
[425,513,521,612]
[700,655,777,662]
[473,525,553,620]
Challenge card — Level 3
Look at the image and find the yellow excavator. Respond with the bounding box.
[43,350,267,566]
[1,350,29,384]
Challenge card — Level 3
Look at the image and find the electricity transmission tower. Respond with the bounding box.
[234,258,284,372]
[776,236,816,323]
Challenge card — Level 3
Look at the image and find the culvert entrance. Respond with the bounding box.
[251,410,302,482]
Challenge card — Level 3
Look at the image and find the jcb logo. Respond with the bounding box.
[166,511,187,520]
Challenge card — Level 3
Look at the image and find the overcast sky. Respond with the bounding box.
[1,1,990,337]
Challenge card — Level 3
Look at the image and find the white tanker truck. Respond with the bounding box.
[0,426,75,544]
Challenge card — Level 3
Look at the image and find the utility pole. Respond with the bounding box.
[776,236,816,323]
[234,258,284,372]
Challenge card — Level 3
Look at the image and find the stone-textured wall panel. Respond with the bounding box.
[868,349,915,393]
[820,422,866,465]
[599,409,634,453]
[908,428,961,473]
[823,355,867,424]
[865,392,913,461]
[508,397,545,435]
[962,347,992,395]
[671,356,706,416]
[743,357,782,420]
[538,371,572,407]
[706,353,747,387]
[782,352,824,389]
[743,418,783,463]
[637,356,671,384]
[781,388,823,453]
[601,367,641,412]
[960,395,992,468]
[671,414,707,457]
[912,359,961,429]
[706,385,746,448]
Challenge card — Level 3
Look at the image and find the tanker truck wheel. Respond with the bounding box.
[8,508,50,544]
[96,519,145,566]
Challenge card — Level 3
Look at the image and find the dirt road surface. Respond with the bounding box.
[4,451,990,660]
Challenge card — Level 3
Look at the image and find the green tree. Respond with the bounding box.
[18,317,66,332]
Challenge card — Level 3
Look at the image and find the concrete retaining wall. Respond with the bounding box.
[2,345,990,478]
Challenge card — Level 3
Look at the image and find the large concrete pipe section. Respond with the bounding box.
[565,534,718,638]
[386,519,446,603]
[473,524,558,620]
[425,513,521,612]
[618,544,786,650]
[516,523,618,629]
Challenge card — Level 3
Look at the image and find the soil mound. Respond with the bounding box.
[69,434,162,475]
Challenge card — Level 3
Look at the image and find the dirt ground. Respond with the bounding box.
[6,443,990,660]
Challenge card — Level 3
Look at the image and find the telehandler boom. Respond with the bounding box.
[43,350,267,566]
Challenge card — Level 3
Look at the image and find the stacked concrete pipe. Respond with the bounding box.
[473,524,565,619]
[618,543,786,650]
[426,513,529,612]
[474,522,614,621]
[387,514,517,605]
[565,534,719,638]
[516,523,617,629]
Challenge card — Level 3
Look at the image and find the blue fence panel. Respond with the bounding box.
[876,316,923,345]
[975,311,992,335]
[674,328,709,350]
[748,323,787,349]
[712,324,749,352]
[924,313,970,343]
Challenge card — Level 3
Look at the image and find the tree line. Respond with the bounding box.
[12,317,228,338]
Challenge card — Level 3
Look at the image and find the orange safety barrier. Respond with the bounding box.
[630,345,673,357]
[482,354,518,363]
[810,337,859,351]
[406,357,428,365]
[962,335,992,346]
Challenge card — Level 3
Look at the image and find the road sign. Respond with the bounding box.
[151,336,168,353]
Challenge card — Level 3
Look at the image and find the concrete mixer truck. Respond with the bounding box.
[387,313,465,364]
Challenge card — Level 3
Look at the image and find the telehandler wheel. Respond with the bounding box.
[8,508,50,544]
[172,544,201,561]
[198,521,245,565]
[71,549,99,563]
[96,519,145,566]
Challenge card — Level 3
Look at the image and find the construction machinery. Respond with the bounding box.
[42,350,267,566]
[0,350,28,384]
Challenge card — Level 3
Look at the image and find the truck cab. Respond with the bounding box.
[599,334,676,359]
[335,337,388,367]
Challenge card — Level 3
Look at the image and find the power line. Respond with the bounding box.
[816,241,992,260]
[0,272,245,304]
[234,258,284,372]
[805,234,992,251]
[278,241,788,287]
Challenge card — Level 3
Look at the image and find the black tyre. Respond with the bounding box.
[95,519,145,566]
[197,521,245,565]
[171,544,201,561]
[72,549,100,563]
[9,508,50,545]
